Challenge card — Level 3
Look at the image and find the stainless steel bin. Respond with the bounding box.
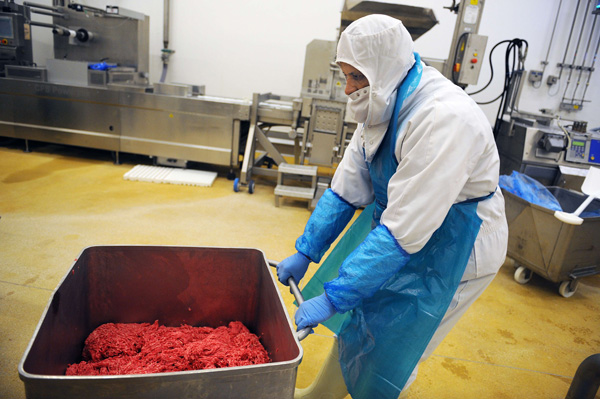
[503,187,600,297]
[19,246,302,398]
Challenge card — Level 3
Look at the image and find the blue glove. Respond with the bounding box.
[277,252,310,286]
[295,293,337,331]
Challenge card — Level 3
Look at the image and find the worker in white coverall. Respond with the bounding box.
[276,14,508,399]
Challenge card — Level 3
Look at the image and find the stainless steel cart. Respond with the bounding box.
[19,246,303,399]
[503,187,600,297]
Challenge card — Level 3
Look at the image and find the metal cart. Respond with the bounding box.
[503,187,600,297]
[19,246,303,399]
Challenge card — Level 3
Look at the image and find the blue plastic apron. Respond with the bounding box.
[302,53,492,399]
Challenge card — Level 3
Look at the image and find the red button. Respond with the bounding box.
[471,58,478,64]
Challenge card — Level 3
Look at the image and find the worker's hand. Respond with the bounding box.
[277,252,310,286]
[295,293,337,331]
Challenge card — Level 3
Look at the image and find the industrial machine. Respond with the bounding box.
[497,114,600,189]
[236,40,351,202]
[0,1,251,172]
[492,0,600,190]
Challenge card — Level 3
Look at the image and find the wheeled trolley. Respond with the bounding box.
[503,187,600,297]
[19,246,303,399]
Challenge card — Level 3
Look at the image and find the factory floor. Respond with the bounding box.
[1,139,599,399]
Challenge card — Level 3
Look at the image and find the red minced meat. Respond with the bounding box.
[66,321,271,376]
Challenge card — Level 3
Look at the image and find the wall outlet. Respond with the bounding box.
[547,75,558,86]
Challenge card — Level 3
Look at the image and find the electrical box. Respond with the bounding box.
[528,70,543,84]
[454,33,488,86]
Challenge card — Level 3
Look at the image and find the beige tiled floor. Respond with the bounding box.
[1,140,599,399]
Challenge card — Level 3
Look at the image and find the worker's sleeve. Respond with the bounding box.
[295,125,374,263]
[295,188,357,263]
[324,224,410,313]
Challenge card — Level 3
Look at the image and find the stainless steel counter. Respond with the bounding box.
[0,78,251,168]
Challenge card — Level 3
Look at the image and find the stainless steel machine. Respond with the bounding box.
[495,0,600,189]
[236,39,351,201]
[0,1,251,173]
[497,114,600,189]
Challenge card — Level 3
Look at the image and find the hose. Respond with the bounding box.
[466,38,528,138]
[565,354,600,399]
[160,63,168,83]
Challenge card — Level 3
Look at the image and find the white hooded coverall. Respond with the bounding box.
[331,14,508,392]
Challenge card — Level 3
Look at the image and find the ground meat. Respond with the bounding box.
[66,321,271,376]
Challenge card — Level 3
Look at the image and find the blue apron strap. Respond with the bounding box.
[460,189,496,204]
[389,52,423,138]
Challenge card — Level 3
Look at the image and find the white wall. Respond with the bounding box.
[28,0,600,128]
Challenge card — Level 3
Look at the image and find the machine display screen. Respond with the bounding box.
[572,141,585,147]
[0,16,15,39]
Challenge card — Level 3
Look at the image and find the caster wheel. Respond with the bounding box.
[248,180,255,194]
[514,266,533,284]
[559,280,579,298]
[233,178,240,192]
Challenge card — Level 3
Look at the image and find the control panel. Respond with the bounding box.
[454,33,488,86]
[0,15,16,45]
[565,133,600,165]
[0,4,33,75]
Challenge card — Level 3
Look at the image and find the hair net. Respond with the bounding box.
[336,14,415,126]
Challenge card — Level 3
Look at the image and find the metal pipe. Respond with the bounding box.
[163,0,170,49]
[561,0,591,102]
[23,1,59,12]
[160,0,172,83]
[30,8,65,18]
[565,354,600,399]
[580,24,600,104]
[559,0,583,79]
[542,0,563,72]
[267,260,314,341]
[28,20,58,29]
[573,7,597,101]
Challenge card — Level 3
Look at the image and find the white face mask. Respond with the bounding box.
[348,86,370,123]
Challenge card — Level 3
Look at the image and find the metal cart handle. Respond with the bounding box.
[268,260,313,341]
